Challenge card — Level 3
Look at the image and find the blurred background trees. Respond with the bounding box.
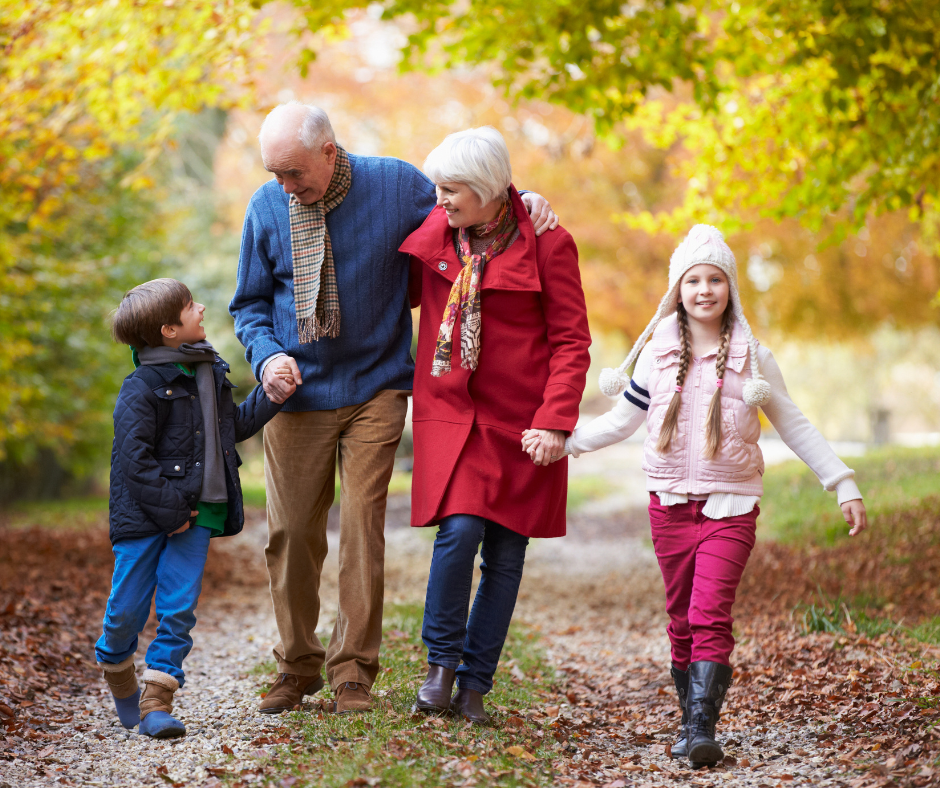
[1,0,938,501]
[0,0,260,499]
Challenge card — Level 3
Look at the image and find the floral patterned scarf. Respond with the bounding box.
[431,196,518,376]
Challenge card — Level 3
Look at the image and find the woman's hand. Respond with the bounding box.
[841,499,868,536]
[521,428,565,466]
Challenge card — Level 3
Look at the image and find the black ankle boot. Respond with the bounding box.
[686,660,733,767]
[669,665,690,759]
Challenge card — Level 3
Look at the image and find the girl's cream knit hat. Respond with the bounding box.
[598,224,772,407]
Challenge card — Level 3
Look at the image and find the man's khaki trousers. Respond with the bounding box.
[263,388,409,689]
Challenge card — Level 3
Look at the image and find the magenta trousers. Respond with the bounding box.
[648,494,758,669]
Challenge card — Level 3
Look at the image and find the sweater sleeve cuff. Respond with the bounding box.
[835,477,862,505]
[259,352,288,380]
[250,340,286,381]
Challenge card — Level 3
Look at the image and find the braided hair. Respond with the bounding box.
[702,307,735,459]
[655,304,693,455]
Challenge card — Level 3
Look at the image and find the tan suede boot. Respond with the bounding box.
[138,669,186,738]
[98,655,140,729]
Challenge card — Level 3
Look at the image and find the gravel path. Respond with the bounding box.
[2,500,879,787]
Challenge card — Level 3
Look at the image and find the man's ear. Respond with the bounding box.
[322,141,337,165]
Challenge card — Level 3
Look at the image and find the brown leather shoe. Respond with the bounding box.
[335,681,372,714]
[259,673,325,714]
[451,687,490,725]
[415,665,456,713]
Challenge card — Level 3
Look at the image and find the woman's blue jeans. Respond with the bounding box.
[422,514,529,694]
[94,526,211,686]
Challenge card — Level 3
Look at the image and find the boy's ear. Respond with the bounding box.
[161,324,177,340]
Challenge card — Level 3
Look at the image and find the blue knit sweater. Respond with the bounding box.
[230,154,437,411]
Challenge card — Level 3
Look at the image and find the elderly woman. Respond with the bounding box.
[399,127,592,723]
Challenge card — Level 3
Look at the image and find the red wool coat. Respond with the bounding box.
[400,187,592,538]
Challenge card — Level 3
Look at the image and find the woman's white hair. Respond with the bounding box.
[259,101,336,152]
[423,126,512,205]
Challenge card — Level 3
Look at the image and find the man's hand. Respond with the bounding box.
[263,356,302,404]
[170,511,198,537]
[841,499,868,536]
[521,428,566,466]
[520,192,559,236]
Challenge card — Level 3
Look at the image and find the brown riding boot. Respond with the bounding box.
[415,665,456,713]
[451,687,490,725]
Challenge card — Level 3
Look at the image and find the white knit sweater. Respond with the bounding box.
[566,343,862,518]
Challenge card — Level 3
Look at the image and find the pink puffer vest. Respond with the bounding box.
[642,314,764,496]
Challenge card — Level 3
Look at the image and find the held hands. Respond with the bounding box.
[170,510,199,537]
[841,499,868,536]
[262,357,302,404]
[521,428,566,466]
[519,192,560,236]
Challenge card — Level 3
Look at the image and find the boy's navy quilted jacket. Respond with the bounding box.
[108,355,280,544]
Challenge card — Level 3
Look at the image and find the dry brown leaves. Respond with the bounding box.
[0,512,265,771]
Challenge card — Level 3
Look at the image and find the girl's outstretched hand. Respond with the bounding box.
[841,499,868,536]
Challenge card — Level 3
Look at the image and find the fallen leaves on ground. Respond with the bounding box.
[0,510,266,774]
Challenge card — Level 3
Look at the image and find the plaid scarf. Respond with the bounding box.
[289,146,352,343]
[431,197,518,376]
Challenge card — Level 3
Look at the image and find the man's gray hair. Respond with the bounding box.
[423,127,512,205]
[259,101,336,151]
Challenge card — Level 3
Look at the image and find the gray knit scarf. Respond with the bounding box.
[138,341,227,504]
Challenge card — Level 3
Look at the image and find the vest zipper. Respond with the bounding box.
[687,358,702,490]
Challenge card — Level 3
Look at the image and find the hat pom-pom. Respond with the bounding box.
[743,376,772,407]
[599,367,629,397]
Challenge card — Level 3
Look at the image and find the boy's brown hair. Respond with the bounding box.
[111,278,192,349]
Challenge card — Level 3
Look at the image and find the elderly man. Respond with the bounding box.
[230,102,558,714]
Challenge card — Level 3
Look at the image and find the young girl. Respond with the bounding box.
[529,225,868,767]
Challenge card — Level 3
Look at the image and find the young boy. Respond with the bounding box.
[96,278,294,739]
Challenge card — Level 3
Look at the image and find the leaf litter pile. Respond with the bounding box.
[1,499,939,787]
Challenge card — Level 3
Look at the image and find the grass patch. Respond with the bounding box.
[760,444,940,545]
[566,475,617,511]
[797,591,940,646]
[245,603,560,787]
[4,496,108,530]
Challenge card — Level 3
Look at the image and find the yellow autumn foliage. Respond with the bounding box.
[0,0,263,477]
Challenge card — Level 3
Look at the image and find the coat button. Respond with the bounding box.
[195,462,201,467]
[191,395,195,400]
[225,450,230,456]
[166,389,172,395]
[438,261,447,271]
[174,465,181,471]
[196,431,200,435]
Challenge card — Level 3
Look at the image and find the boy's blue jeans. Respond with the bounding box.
[421,514,529,694]
[95,526,211,685]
